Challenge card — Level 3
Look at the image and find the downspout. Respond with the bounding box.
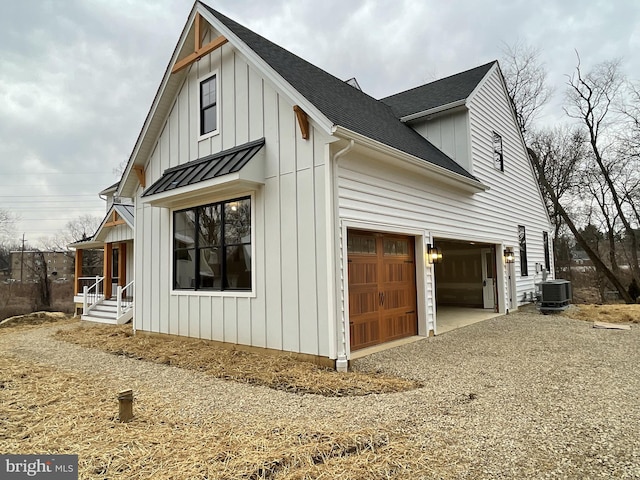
[331,139,355,372]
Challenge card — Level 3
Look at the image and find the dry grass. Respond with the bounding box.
[563,303,640,324]
[0,354,433,479]
[54,323,422,397]
[0,311,75,329]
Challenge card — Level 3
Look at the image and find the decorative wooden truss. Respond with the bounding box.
[172,13,228,74]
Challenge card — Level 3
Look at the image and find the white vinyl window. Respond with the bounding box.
[493,132,504,172]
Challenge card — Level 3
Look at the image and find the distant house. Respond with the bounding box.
[74,1,552,369]
[70,182,134,322]
[9,251,74,283]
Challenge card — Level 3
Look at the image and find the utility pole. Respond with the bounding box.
[20,233,25,284]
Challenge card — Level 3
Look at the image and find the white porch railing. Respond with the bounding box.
[82,276,104,315]
[116,280,134,324]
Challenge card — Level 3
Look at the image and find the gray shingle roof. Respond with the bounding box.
[381,62,495,119]
[142,137,265,197]
[202,4,478,182]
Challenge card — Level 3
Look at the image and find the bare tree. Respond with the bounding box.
[0,209,17,241]
[565,54,640,287]
[528,126,588,277]
[501,40,554,139]
[528,146,634,302]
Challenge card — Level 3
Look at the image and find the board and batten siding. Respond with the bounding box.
[133,26,332,357]
[466,65,553,303]
[411,110,472,173]
[104,224,133,244]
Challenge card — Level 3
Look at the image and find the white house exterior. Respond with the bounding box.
[109,2,553,369]
[70,183,135,324]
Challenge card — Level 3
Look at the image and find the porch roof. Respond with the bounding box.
[68,204,135,249]
[142,137,265,198]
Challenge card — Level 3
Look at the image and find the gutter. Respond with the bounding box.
[331,126,488,193]
[399,99,467,123]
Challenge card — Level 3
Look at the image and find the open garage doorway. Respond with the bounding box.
[433,239,501,333]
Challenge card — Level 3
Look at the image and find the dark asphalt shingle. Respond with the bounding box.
[202,4,478,182]
[381,62,495,119]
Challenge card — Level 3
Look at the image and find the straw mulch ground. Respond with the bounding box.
[563,303,640,324]
[0,311,75,328]
[3,310,639,478]
[0,353,433,479]
[54,323,422,397]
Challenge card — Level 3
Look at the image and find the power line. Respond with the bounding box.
[0,194,98,198]
[0,172,112,175]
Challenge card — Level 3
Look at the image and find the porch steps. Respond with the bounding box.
[81,299,132,325]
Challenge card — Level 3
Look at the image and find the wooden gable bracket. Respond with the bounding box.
[172,13,228,74]
[105,211,125,228]
[133,165,146,188]
[293,105,310,140]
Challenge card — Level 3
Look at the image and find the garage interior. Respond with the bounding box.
[433,239,501,333]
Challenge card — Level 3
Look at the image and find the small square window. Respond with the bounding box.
[200,75,217,136]
[493,132,503,172]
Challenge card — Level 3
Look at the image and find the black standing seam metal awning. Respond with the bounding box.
[142,137,265,197]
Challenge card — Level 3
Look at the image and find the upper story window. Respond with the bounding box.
[200,74,217,136]
[173,197,251,291]
[518,225,528,276]
[493,132,504,172]
[543,231,550,272]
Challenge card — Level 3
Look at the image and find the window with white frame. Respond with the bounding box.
[543,231,550,272]
[493,132,504,171]
[200,74,217,136]
[518,225,528,276]
[173,197,251,291]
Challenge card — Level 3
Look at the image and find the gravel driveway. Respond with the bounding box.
[3,311,639,478]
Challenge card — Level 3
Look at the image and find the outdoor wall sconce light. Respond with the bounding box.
[427,244,443,264]
[504,247,515,264]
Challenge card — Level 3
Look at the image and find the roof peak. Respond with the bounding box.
[381,61,496,119]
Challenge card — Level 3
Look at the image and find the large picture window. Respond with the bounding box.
[173,197,251,291]
[200,74,217,136]
[518,225,528,276]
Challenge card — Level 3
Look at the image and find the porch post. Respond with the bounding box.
[104,243,113,299]
[118,242,127,287]
[74,249,83,296]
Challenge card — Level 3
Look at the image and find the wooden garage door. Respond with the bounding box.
[347,230,417,351]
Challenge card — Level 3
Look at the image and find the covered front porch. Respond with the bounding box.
[70,204,135,324]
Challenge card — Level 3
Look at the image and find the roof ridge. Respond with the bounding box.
[201,4,387,107]
[381,61,497,101]
[200,2,477,182]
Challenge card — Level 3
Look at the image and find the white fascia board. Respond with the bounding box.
[400,99,467,123]
[117,7,198,199]
[88,205,134,244]
[198,8,335,135]
[68,239,103,249]
[332,126,488,194]
[465,61,497,106]
[141,174,263,208]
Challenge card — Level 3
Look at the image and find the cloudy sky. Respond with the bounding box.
[1,0,639,246]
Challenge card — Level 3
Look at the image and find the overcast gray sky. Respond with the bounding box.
[1,0,639,246]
